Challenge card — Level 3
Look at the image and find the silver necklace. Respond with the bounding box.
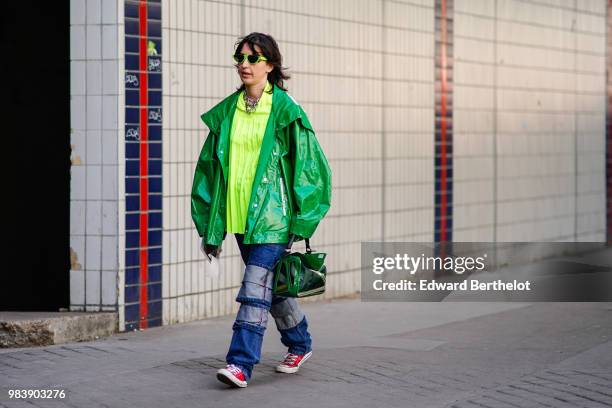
[243,91,261,113]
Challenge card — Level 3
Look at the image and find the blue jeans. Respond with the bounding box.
[226,233,313,381]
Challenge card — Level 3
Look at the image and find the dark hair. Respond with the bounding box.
[234,32,290,93]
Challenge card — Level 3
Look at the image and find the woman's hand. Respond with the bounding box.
[200,238,222,258]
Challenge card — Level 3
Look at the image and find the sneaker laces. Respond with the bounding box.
[226,364,242,375]
[282,353,299,365]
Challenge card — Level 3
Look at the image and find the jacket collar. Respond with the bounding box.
[200,83,313,134]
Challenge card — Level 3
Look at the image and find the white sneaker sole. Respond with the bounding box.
[275,351,313,374]
[216,368,248,388]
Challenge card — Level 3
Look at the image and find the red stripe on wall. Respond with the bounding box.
[608,0,612,244]
[440,0,448,243]
[138,0,149,329]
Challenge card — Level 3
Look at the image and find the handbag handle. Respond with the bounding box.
[286,234,311,253]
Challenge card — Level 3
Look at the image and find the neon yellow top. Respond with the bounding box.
[226,81,274,233]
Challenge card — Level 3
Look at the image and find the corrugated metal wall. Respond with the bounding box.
[159,0,607,325]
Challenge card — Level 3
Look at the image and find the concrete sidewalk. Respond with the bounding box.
[0,297,611,408]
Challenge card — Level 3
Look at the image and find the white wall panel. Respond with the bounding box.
[155,0,607,324]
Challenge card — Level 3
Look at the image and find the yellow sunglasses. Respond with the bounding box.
[233,53,268,64]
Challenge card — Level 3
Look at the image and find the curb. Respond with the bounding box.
[0,312,118,348]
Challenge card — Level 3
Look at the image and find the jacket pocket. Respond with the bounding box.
[279,176,287,216]
[279,158,294,218]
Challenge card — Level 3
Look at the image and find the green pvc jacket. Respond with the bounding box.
[191,84,332,245]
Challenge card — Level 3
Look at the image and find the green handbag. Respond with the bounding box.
[273,236,327,298]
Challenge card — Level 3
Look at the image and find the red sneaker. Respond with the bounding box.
[275,351,313,374]
[216,364,248,388]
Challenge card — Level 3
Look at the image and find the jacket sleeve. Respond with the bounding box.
[289,120,332,239]
[191,131,216,238]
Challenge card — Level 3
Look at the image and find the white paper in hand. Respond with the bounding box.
[199,239,221,279]
[203,253,220,279]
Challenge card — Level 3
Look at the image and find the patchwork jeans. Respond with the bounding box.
[225,233,313,381]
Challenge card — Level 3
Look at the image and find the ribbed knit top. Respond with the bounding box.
[226,81,273,233]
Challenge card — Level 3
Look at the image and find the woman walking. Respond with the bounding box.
[191,32,332,388]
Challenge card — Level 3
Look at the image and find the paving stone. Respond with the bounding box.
[0,300,610,408]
